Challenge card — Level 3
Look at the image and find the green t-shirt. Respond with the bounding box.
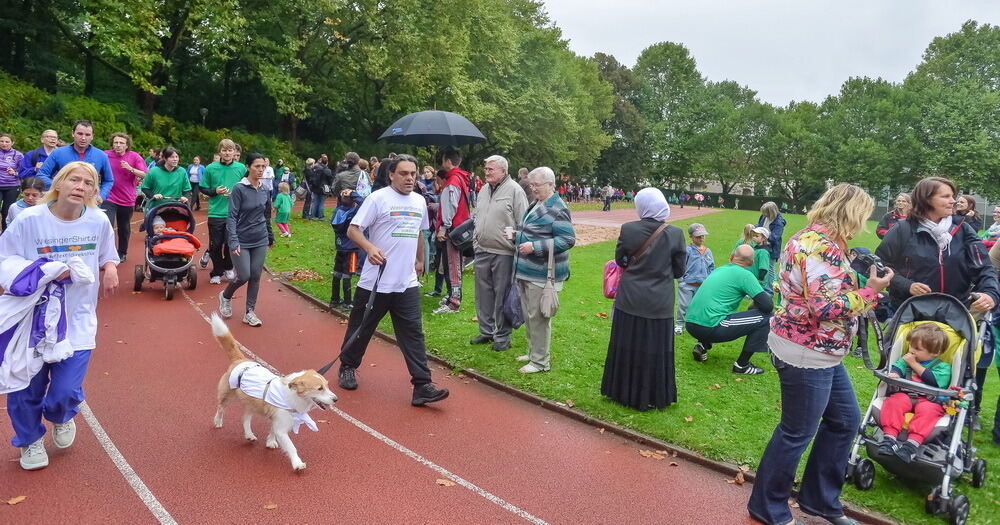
[891,357,952,388]
[141,166,192,210]
[274,193,292,223]
[751,246,770,282]
[200,161,247,218]
[685,263,765,327]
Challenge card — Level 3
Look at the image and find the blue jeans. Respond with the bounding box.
[748,354,860,524]
[308,191,327,219]
[7,350,92,447]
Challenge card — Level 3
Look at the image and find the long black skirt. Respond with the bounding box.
[601,308,676,411]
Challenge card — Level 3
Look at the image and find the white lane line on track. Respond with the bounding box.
[179,289,548,525]
[79,402,178,525]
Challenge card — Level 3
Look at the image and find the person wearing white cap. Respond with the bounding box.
[748,226,774,294]
[674,223,714,335]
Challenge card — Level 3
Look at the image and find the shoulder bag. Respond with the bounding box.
[540,239,560,318]
[502,252,524,329]
[602,222,669,299]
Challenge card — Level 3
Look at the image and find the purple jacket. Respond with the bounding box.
[0,148,25,187]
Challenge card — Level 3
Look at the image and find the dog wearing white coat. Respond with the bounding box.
[210,313,337,471]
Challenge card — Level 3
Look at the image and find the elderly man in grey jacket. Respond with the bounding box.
[470,155,528,351]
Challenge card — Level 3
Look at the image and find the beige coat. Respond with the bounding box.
[473,175,528,255]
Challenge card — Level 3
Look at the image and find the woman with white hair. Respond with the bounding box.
[514,167,575,373]
[601,188,685,410]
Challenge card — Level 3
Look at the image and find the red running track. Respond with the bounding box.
[2,203,821,524]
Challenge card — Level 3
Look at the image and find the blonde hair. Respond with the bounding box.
[278,181,290,193]
[741,223,755,244]
[40,161,101,208]
[761,201,779,220]
[806,184,874,241]
[217,138,237,152]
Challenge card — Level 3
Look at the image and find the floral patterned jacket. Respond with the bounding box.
[771,223,879,357]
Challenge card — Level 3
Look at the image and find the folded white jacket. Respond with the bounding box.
[0,255,91,394]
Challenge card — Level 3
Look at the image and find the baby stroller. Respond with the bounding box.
[846,293,988,525]
[133,201,200,300]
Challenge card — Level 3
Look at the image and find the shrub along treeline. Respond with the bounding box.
[0,72,301,169]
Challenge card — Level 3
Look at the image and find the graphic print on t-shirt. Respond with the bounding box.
[389,208,422,238]
[35,234,99,259]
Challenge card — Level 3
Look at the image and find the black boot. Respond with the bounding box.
[329,275,341,309]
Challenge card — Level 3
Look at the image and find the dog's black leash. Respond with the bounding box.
[317,263,386,375]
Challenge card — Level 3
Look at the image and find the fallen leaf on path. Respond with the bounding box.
[369,363,376,367]
[339,320,347,325]
[734,472,746,485]
[435,479,456,487]
[671,451,678,457]
[597,428,605,434]
[734,378,742,382]
[565,399,575,408]
[595,312,608,318]
[115,340,125,344]
[131,291,142,295]
[683,416,694,423]
[7,496,26,505]
[638,450,665,460]
[739,465,750,472]
[694,402,702,406]
[263,503,278,510]
[790,501,800,509]
[103,372,109,376]
[196,302,205,306]
[708,384,720,391]
[669,462,679,467]
[316,419,328,424]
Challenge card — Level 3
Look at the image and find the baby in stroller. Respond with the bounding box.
[150,215,200,260]
[876,323,952,462]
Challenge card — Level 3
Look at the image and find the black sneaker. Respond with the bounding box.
[412,383,449,406]
[492,340,510,351]
[338,367,358,390]
[876,436,897,456]
[895,440,918,463]
[732,362,765,375]
[469,335,493,345]
[692,342,708,362]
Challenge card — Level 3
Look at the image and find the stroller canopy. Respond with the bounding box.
[886,293,976,344]
[142,202,196,234]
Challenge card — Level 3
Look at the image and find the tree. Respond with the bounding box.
[591,53,646,188]
[757,102,831,204]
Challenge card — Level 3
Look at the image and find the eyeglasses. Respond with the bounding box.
[528,182,550,188]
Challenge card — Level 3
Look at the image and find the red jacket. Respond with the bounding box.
[441,167,470,229]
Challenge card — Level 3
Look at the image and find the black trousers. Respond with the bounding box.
[686,310,771,364]
[207,217,233,277]
[339,286,433,387]
[0,186,19,230]
[100,201,135,258]
[190,182,201,210]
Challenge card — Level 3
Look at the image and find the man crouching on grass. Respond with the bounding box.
[336,154,449,406]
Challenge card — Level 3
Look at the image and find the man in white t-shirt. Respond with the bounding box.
[337,154,449,406]
[0,161,119,470]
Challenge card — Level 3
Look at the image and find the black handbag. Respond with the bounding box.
[447,219,475,257]
[503,254,524,329]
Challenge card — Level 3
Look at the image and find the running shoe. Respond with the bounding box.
[411,383,449,406]
[199,251,210,268]
[243,310,262,327]
[19,438,47,471]
[219,291,233,318]
[52,419,76,449]
[224,269,236,282]
[339,367,358,390]
[432,305,458,315]
[732,362,765,375]
[692,342,708,362]
[209,276,222,285]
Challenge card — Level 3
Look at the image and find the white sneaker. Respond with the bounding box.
[674,325,683,335]
[209,276,222,285]
[219,291,233,319]
[432,304,458,315]
[516,354,530,362]
[199,251,210,268]
[52,419,76,449]
[19,438,48,470]
[243,310,262,327]
[224,270,236,282]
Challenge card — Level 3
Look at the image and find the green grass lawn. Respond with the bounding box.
[268,210,999,525]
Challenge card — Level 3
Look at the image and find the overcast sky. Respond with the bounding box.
[541,0,1000,106]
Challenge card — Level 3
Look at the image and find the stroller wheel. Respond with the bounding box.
[852,458,875,490]
[970,458,987,488]
[926,486,944,515]
[164,282,174,301]
[186,266,198,290]
[133,265,143,292]
[949,494,969,525]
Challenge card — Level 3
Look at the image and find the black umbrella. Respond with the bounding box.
[378,110,486,147]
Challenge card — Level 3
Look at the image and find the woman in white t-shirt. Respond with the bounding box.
[0,161,119,471]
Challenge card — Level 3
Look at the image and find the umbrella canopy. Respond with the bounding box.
[378,110,486,147]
